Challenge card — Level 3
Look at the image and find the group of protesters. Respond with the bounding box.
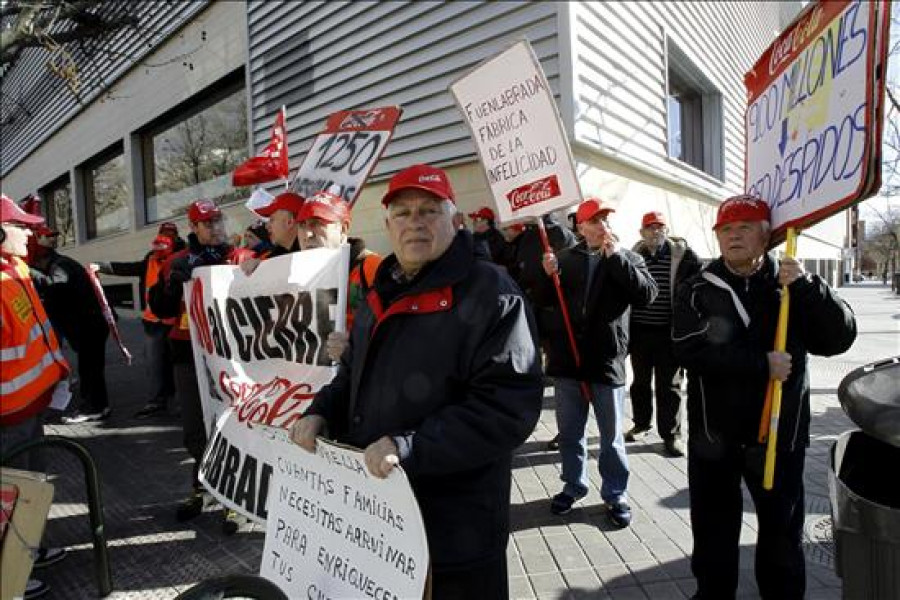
[2,159,858,599]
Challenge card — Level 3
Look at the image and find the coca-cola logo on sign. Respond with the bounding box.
[506,175,561,210]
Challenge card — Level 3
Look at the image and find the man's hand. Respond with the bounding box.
[600,234,617,258]
[778,257,806,287]
[364,436,399,479]
[290,414,326,453]
[240,257,262,276]
[542,252,559,276]
[326,331,349,362]
[767,351,792,382]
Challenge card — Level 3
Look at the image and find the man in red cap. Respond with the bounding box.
[672,195,856,599]
[255,191,304,256]
[625,210,701,456]
[467,206,511,265]
[149,199,252,532]
[537,197,657,528]
[93,222,186,418]
[296,190,380,338]
[1,194,70,600]
[290,165,543,598]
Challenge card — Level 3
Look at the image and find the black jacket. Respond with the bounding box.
[672,256,856,452]
[631,236,702,303]
[533,242,658,384]
[31,251,107,351]
[472,226,510,267]
[99,237,186,308]
[306,231,543,570]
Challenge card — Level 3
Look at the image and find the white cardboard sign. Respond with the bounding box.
[744,0,889,238]
[261,433,429,600]
[450,40,582,223]
[290,107,402,206]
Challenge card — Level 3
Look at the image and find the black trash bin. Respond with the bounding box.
[830,358,900,599]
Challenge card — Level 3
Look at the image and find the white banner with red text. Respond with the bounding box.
[186,246,349,522]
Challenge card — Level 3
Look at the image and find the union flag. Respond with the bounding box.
[232,107,290,187]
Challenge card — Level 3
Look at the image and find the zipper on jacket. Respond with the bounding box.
[698,375,713,443]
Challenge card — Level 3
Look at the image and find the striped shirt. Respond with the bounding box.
[631,242,672,327]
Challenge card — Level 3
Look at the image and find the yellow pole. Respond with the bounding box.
[763,227,798,490]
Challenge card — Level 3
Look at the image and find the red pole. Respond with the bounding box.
[535,218,591,402]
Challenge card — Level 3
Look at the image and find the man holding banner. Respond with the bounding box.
[149,199,253,530]
[672,195,856,599]
[291,164,543,598]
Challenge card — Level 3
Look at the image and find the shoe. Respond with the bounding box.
[664,438,685,457]
[33,547,66,568]
[546,434,560,452]
[24,579,49,599]
[606,501,632,528]
[624,425,652,442]
[134,402,166,419]
[222,509,240,535]
[176,490,206,521]
[550,492,579,515]
[62,407,111,423]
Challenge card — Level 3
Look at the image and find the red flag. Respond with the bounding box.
[232,107,289,187]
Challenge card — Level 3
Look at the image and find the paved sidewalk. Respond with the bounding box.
[28,282,898,598]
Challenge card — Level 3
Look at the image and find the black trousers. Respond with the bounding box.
[142,320,175,402]
[77,331,110,412]
[173,360,206,489]
[688,439,806,600]
[431,555,508,600]
[628,325,683,438]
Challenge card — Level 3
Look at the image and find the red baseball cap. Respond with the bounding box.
[468,206,496,221]
[255,192,305,218]
[297,191,350,225]
[150,234,174,253]
[382,164,455,206]
[187,199,222,223]
[33,224,60,237]
[641,211,666,228]
[1,194,44,225]
[714,195,770,230]
[575,197,616,224]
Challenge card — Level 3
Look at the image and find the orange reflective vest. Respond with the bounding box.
[142,257,175,325]
[347,253,381,330]
[1,255,69,425]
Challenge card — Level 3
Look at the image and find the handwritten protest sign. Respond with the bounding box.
[744,0,890,240]
[187,247,349,521]
[450,40,582,223]
[291,107,402,205]
[260,433,429,600]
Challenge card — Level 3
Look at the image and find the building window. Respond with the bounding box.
[143,80,249,223]
[40,176,76,246]
[666,38,724,179]
[84,144,130,239]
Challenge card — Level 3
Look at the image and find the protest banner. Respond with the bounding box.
[187,246,349,521]
[449,39,582,224]
[290,106,402,205]
[744,0,891,243]
[260,432,429,600]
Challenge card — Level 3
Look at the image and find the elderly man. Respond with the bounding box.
[291,164,543,598]
[672,195,856,599]
[537,198,657,528]
[626,211,701,456]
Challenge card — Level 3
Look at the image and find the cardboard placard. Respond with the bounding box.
[450,40,582,223]
[260,433,428,600]
[290,107,402,205]
[744,0,890,241]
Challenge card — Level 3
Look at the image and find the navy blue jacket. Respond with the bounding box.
[306,230,543,570]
